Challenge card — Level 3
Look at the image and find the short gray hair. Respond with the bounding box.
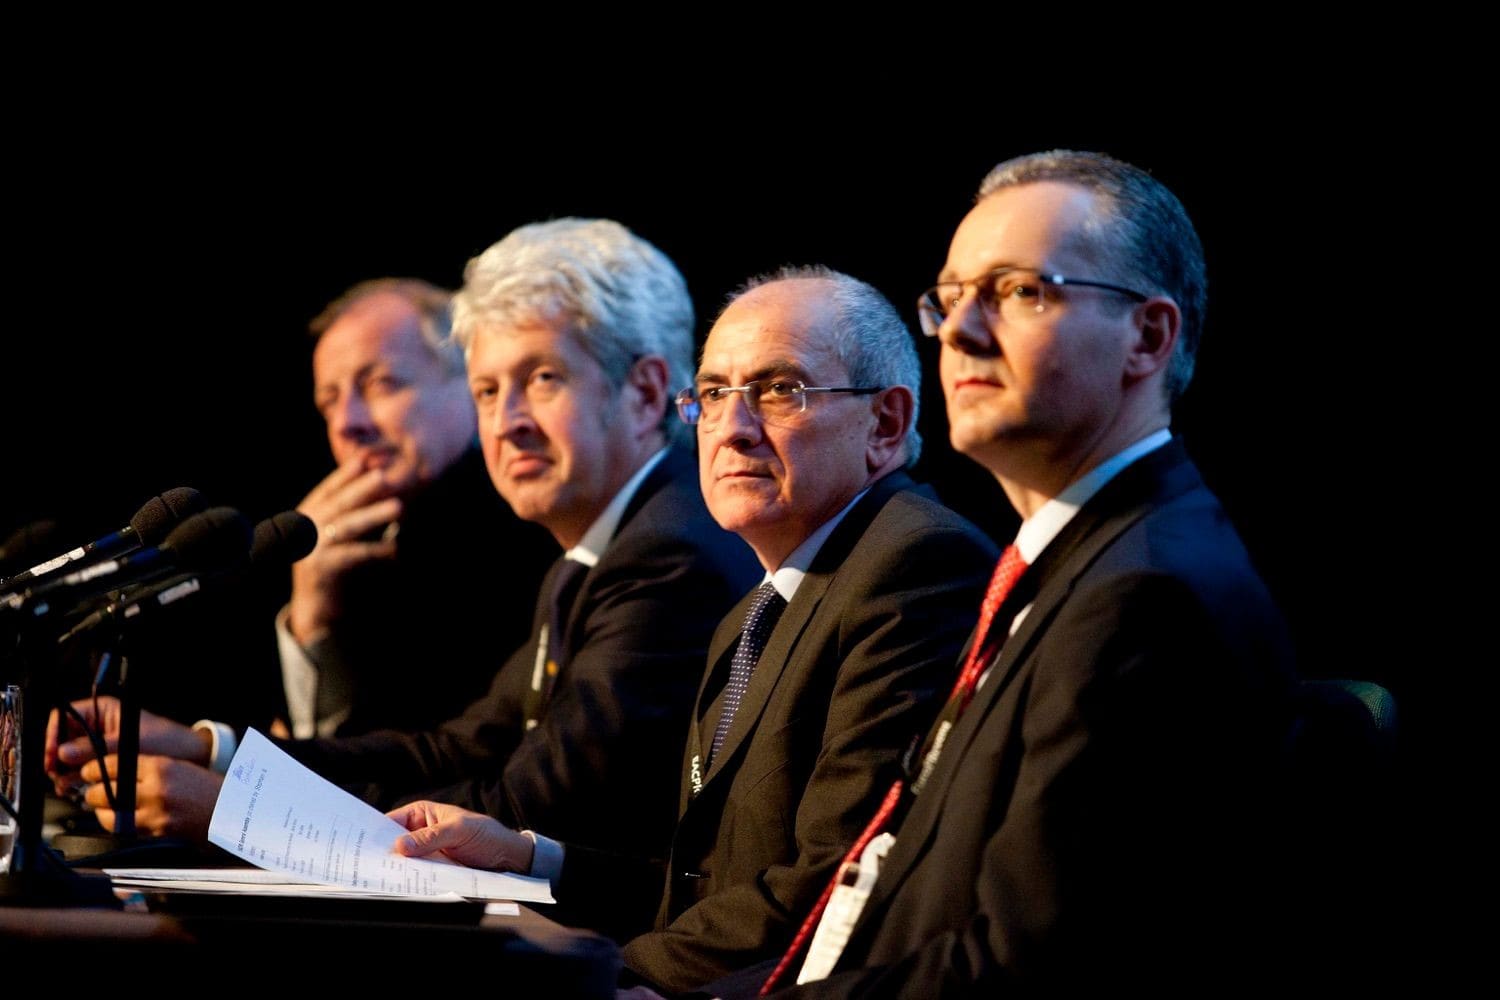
[978,150,1207,405]
[730,266,923,467]
[310,278,463,378]
[452,218,695,447]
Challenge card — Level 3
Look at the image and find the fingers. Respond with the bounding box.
[318,497,402,549]
[302,464,403,530]
[55,731,117,770]
[394,821,453,859]
[384,801,434,831]
[79,754,112,785]
[44,706,63,773]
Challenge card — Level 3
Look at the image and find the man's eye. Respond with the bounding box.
[365,374,403,394]
[1002,279,1041,301]
[765,381,799,398]
[702,386,731,402]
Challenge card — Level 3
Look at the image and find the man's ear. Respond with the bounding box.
[867,385,914,472]
[1124,297,1181,382]
[625,355,671,437]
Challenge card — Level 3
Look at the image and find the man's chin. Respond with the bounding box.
[498,482,561,525]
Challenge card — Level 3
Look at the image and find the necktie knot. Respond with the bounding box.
[946,544,1029,708]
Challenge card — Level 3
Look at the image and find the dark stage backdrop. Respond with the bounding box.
[4,128,1413,753]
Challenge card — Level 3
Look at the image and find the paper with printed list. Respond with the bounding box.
[206,727,553,904]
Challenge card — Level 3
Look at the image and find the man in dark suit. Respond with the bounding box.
[704,151,1297,997]
[389,268,997,989]
[47,220,760,875]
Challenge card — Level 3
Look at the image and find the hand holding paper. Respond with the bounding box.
[207,728,552,904]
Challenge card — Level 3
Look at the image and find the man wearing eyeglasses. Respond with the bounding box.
[701,151,1298,998]
[390,267,996,993]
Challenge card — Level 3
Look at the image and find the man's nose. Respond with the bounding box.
[938,290,997,356]
[490,386,537,440]
[330,390,378,443]
[712,388,764,447]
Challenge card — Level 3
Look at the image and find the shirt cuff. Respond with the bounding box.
[520,830,565,888]
[192,720,238,774]
[275,604,320,740]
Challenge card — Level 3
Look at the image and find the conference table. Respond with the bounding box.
[0,875,622,993]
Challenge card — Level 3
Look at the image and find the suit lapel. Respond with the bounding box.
[858,443,1200,919]
[682,593,756,806]
[702,562,828,776]
[687,471,919,802]
[557,447,689,670]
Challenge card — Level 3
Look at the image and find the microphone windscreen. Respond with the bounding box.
[161,507,253,572]
[161,486,206,522]
[250,511,317,567]
[129,487,207,545]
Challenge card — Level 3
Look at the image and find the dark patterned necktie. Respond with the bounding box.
[708,581,787,768]
[523,558,589,730]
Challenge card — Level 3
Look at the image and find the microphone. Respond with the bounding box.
[3,506,253,620]
[0,487,205,592]
[249,510,319,567]
[57,511,317,642]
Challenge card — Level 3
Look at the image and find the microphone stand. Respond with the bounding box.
[0,611,117,906]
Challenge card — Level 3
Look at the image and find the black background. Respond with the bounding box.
[5,118,1405,700]
[5,106,1428,815]
[1,66,1452,975]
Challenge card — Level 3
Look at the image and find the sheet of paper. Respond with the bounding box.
[106,873,468,900]
[206,728,553,904]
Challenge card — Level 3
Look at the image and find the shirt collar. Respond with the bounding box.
[564,447,670,568]
[1014,429,1172,563]
[763,486,871,602]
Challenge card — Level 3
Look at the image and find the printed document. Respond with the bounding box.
[197,727,552,904]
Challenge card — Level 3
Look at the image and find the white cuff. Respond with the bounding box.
[275,604,320,740]
[520,830,565,889]
[192,720,238,774]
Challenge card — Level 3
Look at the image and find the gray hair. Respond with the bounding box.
[978,150,1207,405]
[730,266,923,467]
[309,278,463,378]
[452,218,695,447]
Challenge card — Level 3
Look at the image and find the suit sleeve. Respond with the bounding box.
[478,516,756,876]
[274,627,538,806]
[778,568,1291,998]
[624,521,997,994]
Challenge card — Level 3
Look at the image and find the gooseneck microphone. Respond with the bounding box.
[3,506,253,619]
[0,487,205,593]
[58,510,317,641]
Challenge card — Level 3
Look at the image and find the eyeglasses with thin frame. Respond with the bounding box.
[916,267,1149,338]
[675,379,883,428]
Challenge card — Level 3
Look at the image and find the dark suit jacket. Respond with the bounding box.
[279,447,762,870]
[770,440,1297,998]
[576,471,998,994]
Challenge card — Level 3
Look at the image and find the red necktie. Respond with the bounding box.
[760,544,1028,994]
[949,543,1029,709]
